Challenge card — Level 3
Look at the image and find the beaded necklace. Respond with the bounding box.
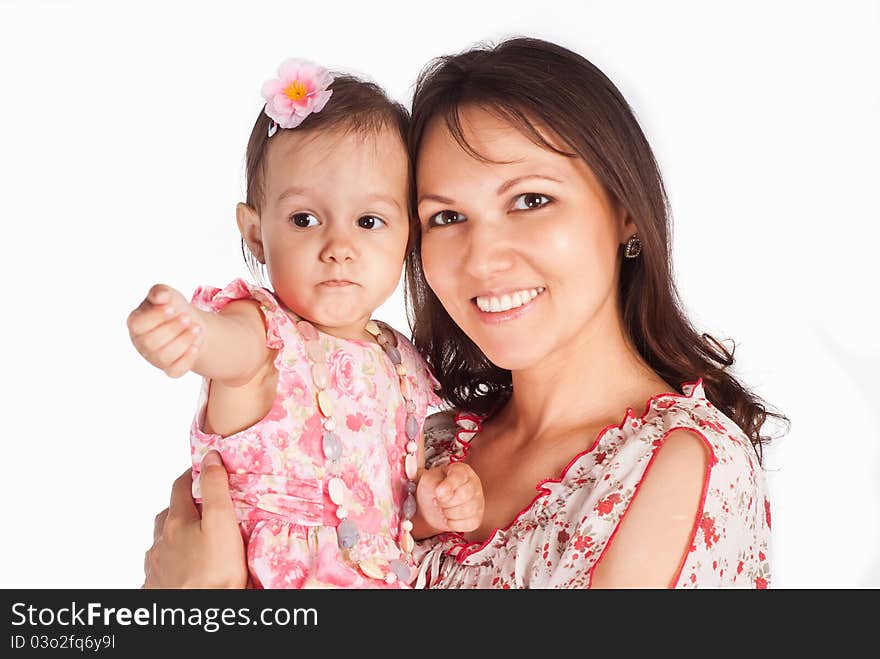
[294,317,418,585]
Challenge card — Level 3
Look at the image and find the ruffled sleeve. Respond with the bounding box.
[418,359,443,410]
[420,410,459,469]
[190,278,286,350]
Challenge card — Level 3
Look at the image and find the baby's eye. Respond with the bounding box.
[512,193,552,211]
[290,213,320,228]
[357,215,387,230]
[426,210,466,227]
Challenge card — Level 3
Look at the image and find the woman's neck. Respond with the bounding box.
[497,303,669,443]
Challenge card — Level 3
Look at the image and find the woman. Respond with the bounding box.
[144,37,785,589]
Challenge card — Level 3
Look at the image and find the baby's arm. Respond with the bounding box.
[128,283,270,386]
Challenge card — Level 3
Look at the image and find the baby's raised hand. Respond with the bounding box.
[127,284,204,378]
[416,462,485,534]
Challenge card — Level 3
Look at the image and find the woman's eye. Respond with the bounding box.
[427,210,466,227]
[512,193,551,211]
[357,215,387,230]
[290,213,319,228]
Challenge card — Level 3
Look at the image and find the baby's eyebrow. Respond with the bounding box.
[275,188,401,211]
[364,193,402,211]
[276,186,308,202]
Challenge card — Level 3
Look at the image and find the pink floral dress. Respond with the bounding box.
[413,381,772,589]
[188,279,441,588]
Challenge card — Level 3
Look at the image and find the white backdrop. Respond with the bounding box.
[1,0,877,588]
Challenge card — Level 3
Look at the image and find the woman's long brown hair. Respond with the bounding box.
[405,37,788,462]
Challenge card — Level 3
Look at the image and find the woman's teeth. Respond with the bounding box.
[475,287,545,313]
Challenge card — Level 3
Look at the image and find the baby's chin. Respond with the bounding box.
[314,318,375,340]
[273,285,396,337]
[284,303,378,340]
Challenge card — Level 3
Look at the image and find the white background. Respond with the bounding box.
[1,0,877,588]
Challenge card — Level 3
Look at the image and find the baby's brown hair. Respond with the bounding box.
[241,74,411,279]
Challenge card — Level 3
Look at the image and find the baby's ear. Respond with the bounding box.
[236,202,265,263]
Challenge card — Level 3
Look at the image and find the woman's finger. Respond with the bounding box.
[168,468,198,524]
[153,508,168,542]
[198,451,236,531]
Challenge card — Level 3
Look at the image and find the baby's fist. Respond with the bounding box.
[416,462,485,534]
[127,284,204,378]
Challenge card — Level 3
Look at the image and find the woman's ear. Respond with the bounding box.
[617,204,638,244]
[236,202,265,263]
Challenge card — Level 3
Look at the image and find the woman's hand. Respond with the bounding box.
[143,451,248,589]
[414,462,485,535]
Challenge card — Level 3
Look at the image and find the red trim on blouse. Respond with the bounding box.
[445,379,707,565]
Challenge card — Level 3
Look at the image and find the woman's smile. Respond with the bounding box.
[471,286,546,324]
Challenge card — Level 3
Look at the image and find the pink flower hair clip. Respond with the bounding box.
[261,58,334,137]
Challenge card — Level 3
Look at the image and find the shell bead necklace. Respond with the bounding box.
[295,318,419,584]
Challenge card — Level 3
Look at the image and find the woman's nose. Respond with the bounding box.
[461,220,514,280]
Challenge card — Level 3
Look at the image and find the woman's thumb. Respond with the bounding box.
[198,451,234,523]
[202,450,222,469]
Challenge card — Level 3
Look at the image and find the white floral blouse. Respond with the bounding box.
[413,380,772,589]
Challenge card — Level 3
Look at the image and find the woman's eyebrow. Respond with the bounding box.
[496,174,563,195]
[417,174,563,206]
[417,193,455,205]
